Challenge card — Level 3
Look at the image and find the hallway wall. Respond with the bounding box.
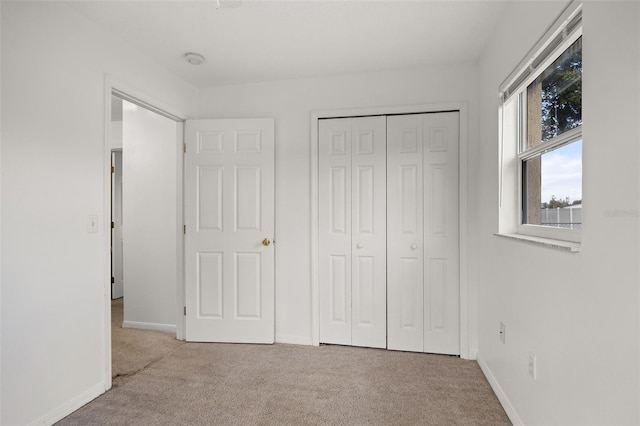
[122,102,179,331]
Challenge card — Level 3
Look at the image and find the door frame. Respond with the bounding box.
[310,102,474,359]
[102,75,187,391]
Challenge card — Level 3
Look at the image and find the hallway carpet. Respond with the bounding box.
[111,298,184,384]
[58,325,510,425]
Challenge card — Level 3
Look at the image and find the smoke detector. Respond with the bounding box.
[185,52,205,66]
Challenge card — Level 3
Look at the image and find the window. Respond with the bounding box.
[499,3,582,244]
[522,37,582,230]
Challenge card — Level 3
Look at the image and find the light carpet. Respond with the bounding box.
[110,298,184,385]
[57,300,510,425]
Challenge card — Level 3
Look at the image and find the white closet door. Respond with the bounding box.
[319,116,386,348]
[387,112,460,355]
[423,112,459,355]
[387,114,424,352]
[319,118,352,345]
[351,117,386,349]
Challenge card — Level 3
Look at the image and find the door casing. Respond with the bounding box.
[103,76,187,392]
[310,102,473,359]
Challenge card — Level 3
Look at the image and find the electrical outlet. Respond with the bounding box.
[528,353,537,380]
[499,322,506,344]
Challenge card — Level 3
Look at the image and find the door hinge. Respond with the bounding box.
[183,306,186,316]
[111,221,115,229]
[183,143,187,153]
[111,165,115,174]
[111,276,115,284]
[183,224,186,234]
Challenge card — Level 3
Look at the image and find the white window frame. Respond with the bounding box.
[498,1,582,245]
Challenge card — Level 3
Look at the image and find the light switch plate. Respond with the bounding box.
[87,215,99,233]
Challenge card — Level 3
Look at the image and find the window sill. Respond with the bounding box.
[494,233,581,253]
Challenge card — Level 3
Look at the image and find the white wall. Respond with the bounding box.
[198,65,480,346]
[122,102,178,331]
[0,2,3,421]
[0,2,197,424]
[476,1,640,424]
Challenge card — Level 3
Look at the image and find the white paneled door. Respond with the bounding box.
[319,112,460,355]
[319,116,387,349]
[387,112,460,355]
[185,119,275,343]
[386,114,424,352]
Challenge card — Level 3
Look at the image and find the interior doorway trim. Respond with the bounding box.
[310,102,473,359]
[102,75,187,391]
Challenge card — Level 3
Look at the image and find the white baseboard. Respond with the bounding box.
[29,381,105,426]
[275,333,313,346]
[122,320,176,333]
[477,353,523,426]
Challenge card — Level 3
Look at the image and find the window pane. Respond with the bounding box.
[527,37,582,147]
[523,140,582,229]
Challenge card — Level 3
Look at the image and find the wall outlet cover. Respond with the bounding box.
[528,352,537,380]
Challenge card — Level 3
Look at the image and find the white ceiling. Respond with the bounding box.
[67,0,511,89]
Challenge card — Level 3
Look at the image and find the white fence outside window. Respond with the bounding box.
[541,205,582,229]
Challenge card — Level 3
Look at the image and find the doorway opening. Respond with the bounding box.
[107,89,185,386]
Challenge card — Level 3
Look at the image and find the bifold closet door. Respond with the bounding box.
[387,112,460,355]
[319,116,387,349]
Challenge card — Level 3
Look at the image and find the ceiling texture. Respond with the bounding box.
[66,0,511,89]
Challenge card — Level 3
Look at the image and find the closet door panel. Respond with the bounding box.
[423,112,460,355]
[351,116,386,349]
[386,115,424,352]
[319,119,352,345]
[320,112,460,355]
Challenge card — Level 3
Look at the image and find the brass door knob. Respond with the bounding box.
[262,238,271,247]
